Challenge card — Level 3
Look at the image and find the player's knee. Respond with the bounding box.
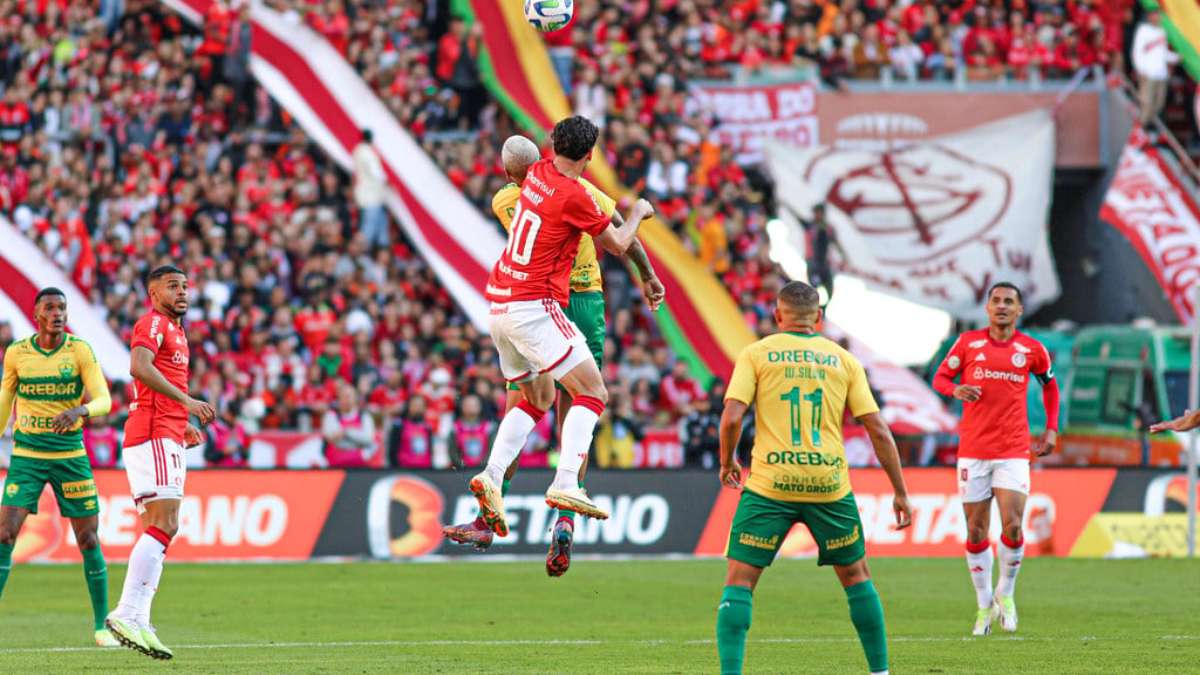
[75,528,100,550]
[836,559,871,587]
[966,525,988,544]
[1002,523,1023,543]
[0,528,16,547]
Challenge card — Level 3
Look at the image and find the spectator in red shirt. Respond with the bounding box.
[659,360,704,420]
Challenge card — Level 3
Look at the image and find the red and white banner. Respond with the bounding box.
[161,0,502,329]
[766,109,1061,321]
[688,81,818,165]
[0,218,130,379]
[1099,128,1200,324]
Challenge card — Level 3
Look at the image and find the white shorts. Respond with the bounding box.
[123,438,187,513]
[957,458,1030,503]
[489,299,591,383]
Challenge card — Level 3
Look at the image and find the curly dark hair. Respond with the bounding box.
[551,115,599,161]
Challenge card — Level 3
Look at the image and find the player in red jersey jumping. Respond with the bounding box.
[106,265,215,660]
[933,282,1059,636]
[468,115,653,534]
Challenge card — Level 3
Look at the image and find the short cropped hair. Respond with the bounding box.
[988,281,1023,304]
[551,116,599,161]
[778,281,820,314]
[34,287,65,305]
[148,264,186,283]
[501,135,540,177]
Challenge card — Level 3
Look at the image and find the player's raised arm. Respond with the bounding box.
[593,198,654,255]
[131,346,214,424]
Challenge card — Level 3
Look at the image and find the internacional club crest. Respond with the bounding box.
[811,144,1012,264]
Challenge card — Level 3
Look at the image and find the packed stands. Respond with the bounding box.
[0,0,1166,469]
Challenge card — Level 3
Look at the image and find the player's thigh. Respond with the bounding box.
[489,308,537,385]
[1,455,50,515]
[123,438,187,513]
[47,455,100,519]
[725,489,801,570]
[800,492,867,568]
[565,291,606,368]
[957,458,995,504]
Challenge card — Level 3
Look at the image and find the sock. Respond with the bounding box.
[845,580,888,674]
[502,479,511,497]
[995,533,1025,598]
[80,547,109,631]
[965,539,994,609]
[552,397,603,491]
[116,527,169,625]
[0,542,12,599]
[483,402,544,485]
[716,585,753,675]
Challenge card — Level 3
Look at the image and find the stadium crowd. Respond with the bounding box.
[0,0,1170,471]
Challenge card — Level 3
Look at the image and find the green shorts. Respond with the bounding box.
[2,453,100,518]
[508,291,606,392]
[726,489,865,568]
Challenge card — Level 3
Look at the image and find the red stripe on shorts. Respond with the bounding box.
[550,301,575,338]
[543,299,572,339]
[154,440,164,485]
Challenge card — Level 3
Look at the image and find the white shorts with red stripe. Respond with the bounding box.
[122,438,187,513]
[489,299,591,383]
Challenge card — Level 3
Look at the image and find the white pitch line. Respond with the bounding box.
[1,635,1196,655]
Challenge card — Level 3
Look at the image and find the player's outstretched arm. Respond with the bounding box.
[1150,408,1200,433]
[718,400,748,488]
[131,346,215,424]
[604,208,664,310]
[594,199,654,256]
[858,412,912,530]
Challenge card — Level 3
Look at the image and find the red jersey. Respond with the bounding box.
[935,329,1054,460]
[485,159,610,306]
[124,310,191,447]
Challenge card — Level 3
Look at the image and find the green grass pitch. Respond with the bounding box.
[0,558,1195,673]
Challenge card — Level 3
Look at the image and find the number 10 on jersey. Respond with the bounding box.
[506,202,543,265]
[781,386,823,447]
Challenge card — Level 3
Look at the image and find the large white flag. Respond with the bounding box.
[767,109,1060,320]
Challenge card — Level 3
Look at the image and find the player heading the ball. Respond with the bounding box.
[467,115,654,536]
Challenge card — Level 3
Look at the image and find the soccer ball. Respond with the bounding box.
[523,0,574,33]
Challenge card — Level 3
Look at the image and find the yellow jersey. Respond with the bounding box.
[491,177,617,294]
[725,331,879,503]
[0,334,111,460]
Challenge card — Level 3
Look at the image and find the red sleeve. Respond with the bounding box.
[129,316,161,354]
[563,187,611,236]
[1042,378,1060,431]
[932,336,965,396]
